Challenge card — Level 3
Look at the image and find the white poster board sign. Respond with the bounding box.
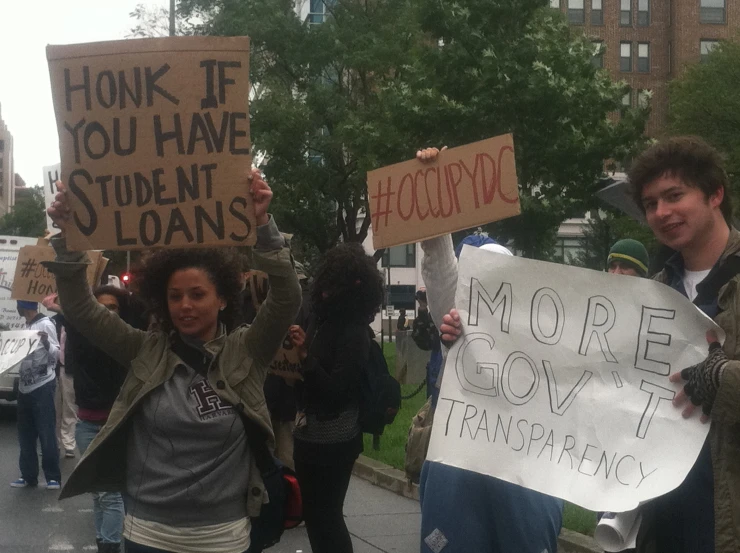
[0,330,43,375]
[42,163,61,236]
[427,247,716,512]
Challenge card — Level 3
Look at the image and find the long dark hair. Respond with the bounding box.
[135,248,243,333]
[311,243,383,323]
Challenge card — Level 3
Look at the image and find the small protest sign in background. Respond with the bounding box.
[245,270,303,381]
[0,331,44,376]
[428,246,717,512]
[366,135,521,249]
[42,163,62,236]
[11,246,103,302]
[47,37,254,251]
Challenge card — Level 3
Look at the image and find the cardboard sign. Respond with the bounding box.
[427,247,716,512]
[42,163,62,236]
[47,37,254,251]
[245,270,303,381]
[367,135,521,249]
[11,246,102,302]
[0,331,44,376]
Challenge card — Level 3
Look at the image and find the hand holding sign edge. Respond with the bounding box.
[440,308,462,346]
[46,181,72,234]
[248,169,272,227]
[670,330,725,423]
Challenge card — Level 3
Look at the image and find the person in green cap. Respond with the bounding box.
[607,238,650,277]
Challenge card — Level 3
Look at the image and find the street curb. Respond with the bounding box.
[352,455,603,553]
[353,454,420,501]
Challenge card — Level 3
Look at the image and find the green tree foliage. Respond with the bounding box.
[174,0,647,258]
[669,39,740,198]
[0,188,46,238]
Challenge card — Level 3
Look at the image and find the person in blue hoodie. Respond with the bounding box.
[416,146,564,553]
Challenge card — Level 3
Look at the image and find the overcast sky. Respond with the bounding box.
[0,0,171,187]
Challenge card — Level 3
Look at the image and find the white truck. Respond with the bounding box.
[0,236,46,402]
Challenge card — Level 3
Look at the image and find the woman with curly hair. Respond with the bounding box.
[45,170,302,553]
[289,242,383,553]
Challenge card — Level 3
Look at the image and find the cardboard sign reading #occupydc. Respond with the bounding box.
[427,247,717,512]
[11,246,103,302]
[366,135,521,250]
[47,37,254,251]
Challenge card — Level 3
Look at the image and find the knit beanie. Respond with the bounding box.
[454,234,497,259]
[607,239,649,277]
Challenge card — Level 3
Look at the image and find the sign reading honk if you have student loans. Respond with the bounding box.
[427,247,717,512]
[47,36,254,251]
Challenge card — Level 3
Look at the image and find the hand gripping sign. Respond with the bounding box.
[427,246,716,512]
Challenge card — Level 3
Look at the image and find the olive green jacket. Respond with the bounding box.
[45,235,301,517]
[641,228,740,553]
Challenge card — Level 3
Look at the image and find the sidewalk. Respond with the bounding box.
[270,475,420,553]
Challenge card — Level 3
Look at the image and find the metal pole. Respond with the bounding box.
[380,267,385,348]
[169,0,176,36]
[387,265,391,345]
[126,251,131,273]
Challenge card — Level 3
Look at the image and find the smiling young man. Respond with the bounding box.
[629,136,740,553]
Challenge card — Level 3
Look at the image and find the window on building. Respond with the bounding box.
[0,140,4,153]
[621,89,632,115]
[387,285,417,310]
[637,89,651,109]
[637,43,650,72]
[700,0,726,24]
[307,0,333,25]
[638,0,650,25]
[568,0,585,23]
[701,39,720,62]
[620,0,632,26]
[552,238,584,264]
[591,41,605,68]
[550,0,560,7]
[620,42,632,71]
[591,0,604,24]
[382,244,416,268]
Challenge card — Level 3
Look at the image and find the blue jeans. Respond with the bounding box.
[17,380,61,484]
[419,461,563,553]
[77,419,124,544]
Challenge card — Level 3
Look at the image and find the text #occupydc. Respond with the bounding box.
[427,247,717,512]
[47,37,254,251]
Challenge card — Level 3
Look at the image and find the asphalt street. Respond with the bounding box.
[0,404,420,553]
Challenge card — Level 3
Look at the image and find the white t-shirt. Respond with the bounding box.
[682,269,711,302]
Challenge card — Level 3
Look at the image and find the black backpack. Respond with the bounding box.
[359,332,401,436]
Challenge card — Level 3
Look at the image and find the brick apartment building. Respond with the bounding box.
[552,0,739,136]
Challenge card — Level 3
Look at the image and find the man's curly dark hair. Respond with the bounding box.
[136,248,243,334]
[311,243,383,323]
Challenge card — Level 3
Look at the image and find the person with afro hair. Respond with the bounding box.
[45,170,302,553]
[289,242,383,553]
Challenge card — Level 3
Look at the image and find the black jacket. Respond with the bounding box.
[57,313,128,412]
